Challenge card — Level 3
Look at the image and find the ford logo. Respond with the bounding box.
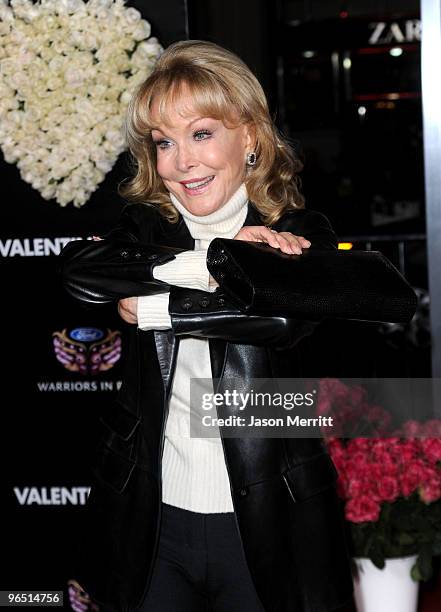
[70,327,104,342]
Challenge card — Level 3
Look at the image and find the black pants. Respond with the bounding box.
[136,502,265,611]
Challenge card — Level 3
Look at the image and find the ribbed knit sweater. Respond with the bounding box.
[137,183,249,512]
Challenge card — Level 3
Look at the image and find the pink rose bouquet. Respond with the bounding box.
[318,379,441,581]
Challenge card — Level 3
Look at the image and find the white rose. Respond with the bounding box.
[56,190,73,207]
[89,83,107,99]
[73,189,88,206]
[40,0,60,11]
[40,184,57,200]
[94,157,113,173]
[135,39,163,59]
[21,107,40,122]
[0,58,17,75]
[3,149,18,163]
[0,81,14,96]
[31,176,46,189]
[7,71,27,88]
[131,21,151,42]
[41,45,58,61]
[15,47,33,66]
[10,0,32,18]
[0,22,12,36]
[7,110,22,124]
[92,168,105,182]
[82,32,99,50]
[120,90,132,105]
[67,171,82,188]
[52,162,70,180]
[0,4,14,22]
[105,127,124,147]
[3,96,19,110]
[64,66,84,86]
[58,0,85,14]
[124,7,141,23]
[46,76,63,90]
[90,0,113,9]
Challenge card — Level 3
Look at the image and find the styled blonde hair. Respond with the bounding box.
[119,39,305,225]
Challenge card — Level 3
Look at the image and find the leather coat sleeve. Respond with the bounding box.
[169,287,316,350]
[59,204,187,304]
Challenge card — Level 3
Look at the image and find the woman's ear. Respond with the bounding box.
[243,122,257,151]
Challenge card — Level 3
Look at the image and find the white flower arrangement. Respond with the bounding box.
[0,0,163,207]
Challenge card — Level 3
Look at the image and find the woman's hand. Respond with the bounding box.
[118,297,138,324]
[233,226,310,255]
[209,274,219,290]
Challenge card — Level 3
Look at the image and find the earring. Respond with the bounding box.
[246,151,256,166]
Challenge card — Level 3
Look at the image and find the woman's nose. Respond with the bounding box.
[175,144,198,172]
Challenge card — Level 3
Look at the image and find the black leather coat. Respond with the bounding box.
[60,201,354,612]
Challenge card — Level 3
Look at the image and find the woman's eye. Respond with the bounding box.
[194,130,212,140]
[153,139,171,149]
[153,130,212,149]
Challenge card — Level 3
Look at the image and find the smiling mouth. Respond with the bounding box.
[181,176,215,191]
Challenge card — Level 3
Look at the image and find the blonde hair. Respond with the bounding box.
[119,39,305,225]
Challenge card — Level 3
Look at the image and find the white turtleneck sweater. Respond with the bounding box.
[137,183,249,513]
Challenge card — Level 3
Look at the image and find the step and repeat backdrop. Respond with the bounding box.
[0,1,187,608]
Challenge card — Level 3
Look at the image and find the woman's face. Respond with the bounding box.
[150,91,254,216]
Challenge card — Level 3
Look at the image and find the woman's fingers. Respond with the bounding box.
[259,227,281,249]
[233,226,311,254]
[275,231,311,254]
[261,228,311,254]
[118,297,138,324]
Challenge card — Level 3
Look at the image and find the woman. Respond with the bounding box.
[61,40,353,612]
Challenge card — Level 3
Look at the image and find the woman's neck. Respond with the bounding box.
[169,183,249,240]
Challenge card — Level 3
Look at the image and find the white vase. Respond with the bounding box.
[353,555,419,612]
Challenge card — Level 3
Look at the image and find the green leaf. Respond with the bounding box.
[370,545,385,569]
[416,545,434,582]
[397,533,416,546]
[432,535,441,556]
[411,563,422,581]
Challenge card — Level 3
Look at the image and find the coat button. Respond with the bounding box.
[134,252,142,258]
[147,254,158,261]
[239,487,248,497]
[217,295,226,306]
[219,271,226,279]
[120,250,129,258]
[181,299,193,310]
[199,297,210,307]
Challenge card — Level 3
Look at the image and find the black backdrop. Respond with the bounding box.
[0,2,188,608]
